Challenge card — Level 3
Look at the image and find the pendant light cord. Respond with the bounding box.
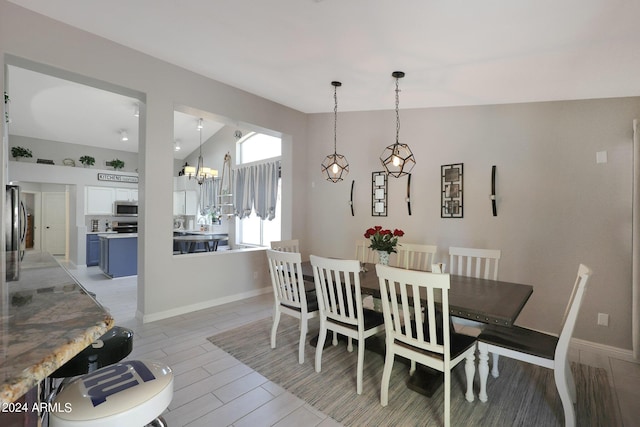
[395,76,400,145]
[333,83,338,154]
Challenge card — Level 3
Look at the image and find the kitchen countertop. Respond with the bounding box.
[98,233,138,239]
[86,231,117,235]
[0,252,113,403]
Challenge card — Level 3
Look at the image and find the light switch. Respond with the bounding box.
[596,151,607,164]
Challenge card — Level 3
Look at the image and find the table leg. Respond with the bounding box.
[478,341,490,402]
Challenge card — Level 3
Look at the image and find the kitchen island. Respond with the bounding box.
[0,252,113,404]
[99,233,137,278]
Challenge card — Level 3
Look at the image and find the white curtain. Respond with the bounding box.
[633,119,639,360]
[200,178,218,214]
[232,160,280,220]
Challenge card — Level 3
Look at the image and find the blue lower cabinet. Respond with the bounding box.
[86,234,100,266]
[99,236,137,278]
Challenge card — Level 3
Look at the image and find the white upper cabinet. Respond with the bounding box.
[86,186,115,215]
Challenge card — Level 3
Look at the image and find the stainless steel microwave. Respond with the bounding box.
[114,200,138,216]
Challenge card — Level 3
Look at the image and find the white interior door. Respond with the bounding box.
[42,192,67,256]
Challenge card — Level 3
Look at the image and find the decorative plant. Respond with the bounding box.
[110,159,125,170]
[364,225,404,254]
[11,146,33,160]
[79,155,95,166]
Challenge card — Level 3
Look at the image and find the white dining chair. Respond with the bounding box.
[376,265,476,426]
[266,249,318,364]
[448,246,502,375]
[270,239,300,252]
[449,246,501,280]
[396,243,437,271]
[355,239,378,264]
[477,264,591,427]
[310,255,385,395]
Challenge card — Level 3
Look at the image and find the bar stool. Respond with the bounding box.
[49,359,173,427]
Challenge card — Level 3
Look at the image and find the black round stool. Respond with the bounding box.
[50,326,134,378]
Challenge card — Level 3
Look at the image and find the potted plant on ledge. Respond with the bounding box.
[11,146,33,161]
[110,159,125,170]
[79,155,95,167]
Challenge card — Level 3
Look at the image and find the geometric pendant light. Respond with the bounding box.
[380,71,416,178]
[321,81,349,183]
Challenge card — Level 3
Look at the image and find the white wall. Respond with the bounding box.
[306,97,640,350]
[0,1,307,321]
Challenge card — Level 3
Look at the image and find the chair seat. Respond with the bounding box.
[478,324,558,360]
[281,289,319,312]
[50,360,173,427]
[329,308,384,331]
[401,318,476,359]
[50,326,134,378]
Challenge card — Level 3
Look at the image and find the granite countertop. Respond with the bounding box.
[0,252,113,403]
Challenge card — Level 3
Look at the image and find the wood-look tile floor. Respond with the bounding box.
[66,265,638,427]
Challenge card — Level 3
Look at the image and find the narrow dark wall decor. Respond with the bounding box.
[350,180,355,216]
[491,165,497,216]
[441,163,463,218]
[372,171,388,216]
[406,173,412,215]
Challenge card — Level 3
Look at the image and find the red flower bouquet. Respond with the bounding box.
[364,226,404,254]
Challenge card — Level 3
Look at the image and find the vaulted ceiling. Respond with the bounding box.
[6,0,640,155]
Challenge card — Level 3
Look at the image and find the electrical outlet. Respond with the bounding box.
[597,313,609,326]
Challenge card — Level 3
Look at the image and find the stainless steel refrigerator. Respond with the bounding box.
[5,185,26,281]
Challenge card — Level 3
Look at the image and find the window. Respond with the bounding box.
[236,132,281,247]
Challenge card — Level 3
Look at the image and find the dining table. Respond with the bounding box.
[300,261,534,396]
[173,234,228,253]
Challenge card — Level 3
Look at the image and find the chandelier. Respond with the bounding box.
[185,118,217,185]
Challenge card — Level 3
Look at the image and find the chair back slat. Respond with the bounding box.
[449,246,501,280]
[310,256,362,327]
[555,264,591,360]
[355,239,378,264]
[271,239,300,253]
[396,243,437,271]
[376,265,450,357]
[266,249,306,311]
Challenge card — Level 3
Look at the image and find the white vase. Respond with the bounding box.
[377,250,390,266]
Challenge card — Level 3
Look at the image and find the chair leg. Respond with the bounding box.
[464,351,475,402]
[315,320,328,373]
[478,342,490,403]
[348,337,354,352]
[298,317,307,364]
[444,369,451,427]
[565,359,577,403]
[554,364,577,427]
[409,360,416,375]
[491,353,500,378]
[356,335,364,394]
[380,345,394,406]
[270,306,281,349]
[332,331,338,346]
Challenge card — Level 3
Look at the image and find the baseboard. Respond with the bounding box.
[138,287,272,323]
[571,337,638,364]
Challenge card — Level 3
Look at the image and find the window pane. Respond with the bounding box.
[240,214,261,246]
[240,133,281,164]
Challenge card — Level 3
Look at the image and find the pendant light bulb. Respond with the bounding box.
[321,81,349,183]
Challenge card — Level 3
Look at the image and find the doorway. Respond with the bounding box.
[42,192,67,256]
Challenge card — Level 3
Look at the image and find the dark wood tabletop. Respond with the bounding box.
[301,261,533,327]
